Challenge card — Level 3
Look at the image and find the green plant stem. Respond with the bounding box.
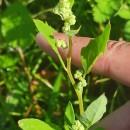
[67,36,75,85]
[75,88,84,115]
[33,8,53,18]
[66,36,84,115]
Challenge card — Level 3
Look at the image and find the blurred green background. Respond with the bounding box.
[0,0,130,129]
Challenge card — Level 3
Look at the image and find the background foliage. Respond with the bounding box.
[0,0,130,130]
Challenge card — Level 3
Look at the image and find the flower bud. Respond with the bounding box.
[55,39,67,49]
[55,39,62,47]
[67,15,76,25]
[62,23,70,33]
[74,70,83,79]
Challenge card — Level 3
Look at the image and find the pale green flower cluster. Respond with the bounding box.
[53,0,76,33]
[72,120,84,130]
[55,39,67,49]
[74,70,87,89]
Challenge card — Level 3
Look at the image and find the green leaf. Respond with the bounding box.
[78,115,89,128]
[33,19,66,70]
[80,94,107,129]
[18,118,55,130]
[1,2,36,48]
[0,55,18,68]
[81,22,111,74]
[33,19,56,50]
[66,26,81,36]
[64,101,75,127]
[124,20,130,41]
[64,124,70,130]
[93,0,121,23]
[53,3,61,16]
[68,0,74,8]
[53,69,63,93]
[49,70,63,112]
[93,6,111,23]
[118,4,130,19]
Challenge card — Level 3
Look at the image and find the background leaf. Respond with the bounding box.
[18,118,55,130]
[93,0,121,23]
[124,20,130,41]
[0,55,18,68]
[1,2,36,48]
[118,3,130,19]
[64,101,75,127]
[81,22,111,74]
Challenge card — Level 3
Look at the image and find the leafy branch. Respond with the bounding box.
[18,0,111,130]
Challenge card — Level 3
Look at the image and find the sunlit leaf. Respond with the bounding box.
[0,55,18,68]
[64,101,75,126]
[18,119,55,130]
[1,2,35,48]
[33,19,56,49]
[33,19,66,70]
[118,4,130,19]
[80,94,107,129]
[93,0,121,23]
[64,124,70,130]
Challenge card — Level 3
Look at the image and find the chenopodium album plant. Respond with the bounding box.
[18,0,111,130]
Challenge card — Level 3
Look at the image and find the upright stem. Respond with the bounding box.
[66,36,84,115]
[75,89,84,115]
[67,36,75,85]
